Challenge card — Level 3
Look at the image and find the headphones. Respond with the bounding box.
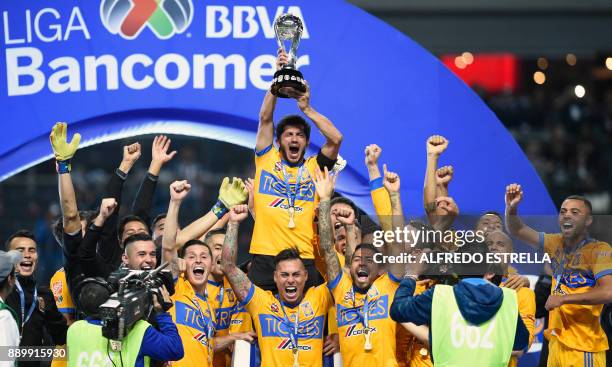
[72,277,114,314]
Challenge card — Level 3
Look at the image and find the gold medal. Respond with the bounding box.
[288,206,296,228]
[364,328,372,351]
[292,347,299,367]
[419,348,428,356]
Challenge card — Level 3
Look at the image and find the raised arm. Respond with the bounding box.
[289,84,343,160]
[313,167,342,282]
[162,180,191,279]
[176,177,247,246]
[423,135,448,225]
[504,184,540,248]
[50,122,82,235]
[334,208,357,271]
[133,136,176,225]
[435,166,453,198]
[221,205,253,302]
[80,198,117,278]
[383,164,407,279]
[365,144,393,231]
[432,196,459,232]
[99,143,141,263]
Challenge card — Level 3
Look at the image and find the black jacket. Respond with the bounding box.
[6,275,68,367]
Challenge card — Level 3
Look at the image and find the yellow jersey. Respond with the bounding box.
[169,276,217,367]
[251,145,319,259]
[50,268,75,315]
[330,271,401,367]
[207,278,239,367]
[541,233,611,352]
[50,269,72,367]
[243,283,333,366]
[229,303,253,334]
[370,178,392,231]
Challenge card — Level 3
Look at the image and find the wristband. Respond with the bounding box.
[56,160,72,174]
[211,200,228,219]
[115,168,128,181]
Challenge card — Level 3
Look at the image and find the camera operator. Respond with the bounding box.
[67,280,183,367]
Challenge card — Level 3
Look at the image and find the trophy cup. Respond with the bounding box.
[271,14,307,98]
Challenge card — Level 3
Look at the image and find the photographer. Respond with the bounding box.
[67,280,183,367]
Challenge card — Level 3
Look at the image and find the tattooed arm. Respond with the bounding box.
[162,180,191,279]
[221,205,252,302]
[313,167,342,282]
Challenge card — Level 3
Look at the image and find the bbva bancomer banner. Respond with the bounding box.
[0,0,555,219]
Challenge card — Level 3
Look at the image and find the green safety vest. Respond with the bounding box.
[431,284,518,367]
[0,300,19,326]
[67,319,151,367]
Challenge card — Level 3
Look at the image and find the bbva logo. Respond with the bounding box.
[100,0,193,39]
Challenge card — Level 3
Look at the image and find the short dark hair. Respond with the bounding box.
[5,229,36,251]
[118,215,149,240]
[123,233,154,249]
[274,248,305,269]
[203,229,226,247]
[151,213,167,229]
[180,239,213,258]
[481,211,503,222]
[455,240,493,279]
[78,281,110,318]
[275,115,311,141]
[564,195,593,214]
[80,210,98,227]
[51,211,96,246]
[351,243,381,261]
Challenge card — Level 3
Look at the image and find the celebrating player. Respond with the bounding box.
[249,50,343,291]
[319,165,404,366]
[221,197,336,367]
[505,184,612,366]
[162,180,253,367]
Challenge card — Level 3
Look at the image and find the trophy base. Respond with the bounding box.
[271,68,306,98]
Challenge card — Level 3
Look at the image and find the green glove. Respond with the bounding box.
[218,177,248,208]
[50,122,81,161]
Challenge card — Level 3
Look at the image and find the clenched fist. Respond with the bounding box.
[170,180,191,201]
[505,183,523,211]
[436,165,454,187]
[364,144,382,166]
[426,135,449,157]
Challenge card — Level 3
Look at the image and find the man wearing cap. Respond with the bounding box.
[0,250,22,367]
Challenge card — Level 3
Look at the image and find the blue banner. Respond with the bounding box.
[0,0,556,218]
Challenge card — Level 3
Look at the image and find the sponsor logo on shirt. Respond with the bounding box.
[193,332,210,347]
[259,171,315,202]
[344,324,377,338]
[267,198,306,212]
[258,314,325,339]
[277,339,313,351]
[336,295,390,327]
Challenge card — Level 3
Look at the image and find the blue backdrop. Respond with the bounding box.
[1,1,555,364]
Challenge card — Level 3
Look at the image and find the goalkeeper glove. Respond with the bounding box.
[49,122,81,173]
[212,177,248,218]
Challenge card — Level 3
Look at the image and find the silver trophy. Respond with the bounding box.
[271,14,306,98]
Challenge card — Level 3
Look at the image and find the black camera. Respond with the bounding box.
[99,263,174,341]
